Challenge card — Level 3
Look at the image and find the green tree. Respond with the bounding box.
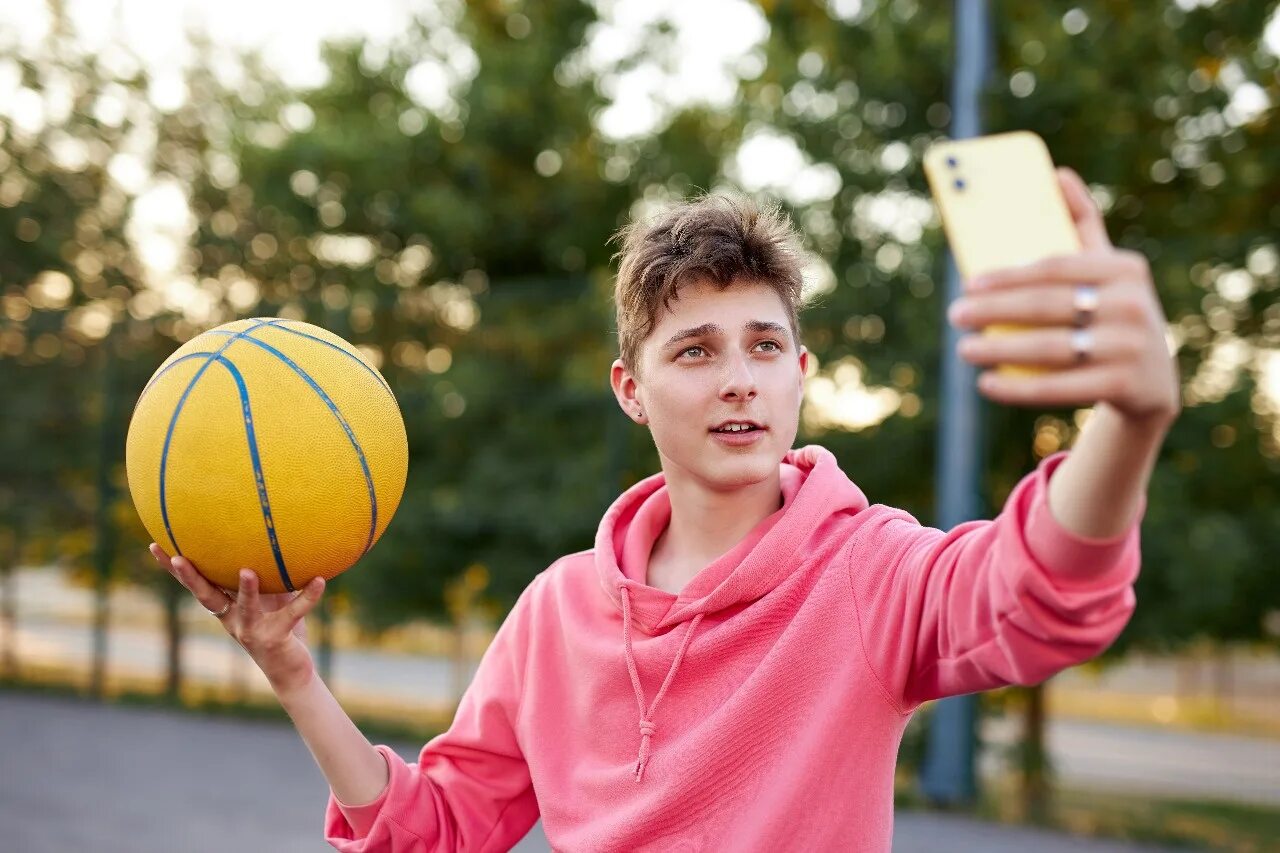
[743,0,1279,815]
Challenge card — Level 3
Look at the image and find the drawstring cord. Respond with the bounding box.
[620,585,704,782]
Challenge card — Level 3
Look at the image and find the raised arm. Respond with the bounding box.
[848,167,1179,712]
[947,166,1180,537]
[151,545,540,852]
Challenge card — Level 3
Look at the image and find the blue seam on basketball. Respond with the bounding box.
[156,335,295,593]
[228,319,395,398]
[231,321,378,555]
[222,355,295,593]
[158,341,241,558]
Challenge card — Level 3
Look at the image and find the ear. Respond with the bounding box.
[610,358,647,424]
[797,346,810,395]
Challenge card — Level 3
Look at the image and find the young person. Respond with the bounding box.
[151,168,1180,851]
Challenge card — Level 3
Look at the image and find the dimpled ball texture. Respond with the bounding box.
[126,318,408,594]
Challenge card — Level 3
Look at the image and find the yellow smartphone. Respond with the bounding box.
[923,130,1080,374]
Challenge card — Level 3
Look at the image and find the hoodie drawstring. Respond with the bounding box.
[619,586,704,783]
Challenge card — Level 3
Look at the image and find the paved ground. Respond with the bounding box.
[15,614,1280,807]
[982,714,1280,806]
[2,692,1179,853]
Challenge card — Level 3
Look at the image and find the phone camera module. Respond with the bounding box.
[946,156,959,168]
[954,178,966,191]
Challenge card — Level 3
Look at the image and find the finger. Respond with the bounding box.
[236,569,261,632]
[1056,167,1112,253]
[969,251,1141,291]
[169,555,234,614]
[949,285,1075,329]
[281,576,326,626]
[958,326,1137,369]
[977,364,1122,408]
[150,543,175,573]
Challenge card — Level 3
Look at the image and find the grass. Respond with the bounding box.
[1050,685,1280,740]
[1044,787,1280,852]
[893,774,1280,853]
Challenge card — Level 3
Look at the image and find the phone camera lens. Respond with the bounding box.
[946,156,959,168]
[954,178,966,191]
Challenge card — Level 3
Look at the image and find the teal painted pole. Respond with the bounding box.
[919,0,991,806]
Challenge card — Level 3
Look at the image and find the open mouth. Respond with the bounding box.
[711,422,764,434]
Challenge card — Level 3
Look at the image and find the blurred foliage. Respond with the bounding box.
[749,0,1280,654]
[0,0,1277,656]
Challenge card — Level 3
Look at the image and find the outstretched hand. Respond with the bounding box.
[150,543,325,695]
[947,167,1181,426]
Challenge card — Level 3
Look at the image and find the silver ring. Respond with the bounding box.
[1072,284,1100,328]
[206,594,233,618]
[1070,328,1094,365]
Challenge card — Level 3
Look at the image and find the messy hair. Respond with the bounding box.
[611,193,806,373]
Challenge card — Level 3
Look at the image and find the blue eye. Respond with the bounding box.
[679,346,705,359]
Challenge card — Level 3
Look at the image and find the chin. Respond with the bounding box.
[698,452,781,493]
[655,431,790,492]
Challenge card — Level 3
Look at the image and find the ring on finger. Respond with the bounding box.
[1072,284,1100,328]
[1070,327,1095,365]
[205,592,233,618]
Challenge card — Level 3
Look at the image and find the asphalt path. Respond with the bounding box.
[15,615,1280,807]
[1,692,1179,853]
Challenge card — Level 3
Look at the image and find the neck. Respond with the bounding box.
[647,463,783,592]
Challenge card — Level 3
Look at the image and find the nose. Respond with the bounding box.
[719,351,758,402]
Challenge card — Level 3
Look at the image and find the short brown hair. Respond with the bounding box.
[611,193,806,372]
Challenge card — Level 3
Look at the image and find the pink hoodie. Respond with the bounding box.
[325,445,1140,851]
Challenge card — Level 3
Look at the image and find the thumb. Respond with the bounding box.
[1056,167,1112,253]
[282,576,326,625]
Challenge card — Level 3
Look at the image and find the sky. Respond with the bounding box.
[0,0,844,198]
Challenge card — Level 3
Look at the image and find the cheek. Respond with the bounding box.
[647,372,708,412]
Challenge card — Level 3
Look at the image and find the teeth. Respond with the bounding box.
[720,423,753,432]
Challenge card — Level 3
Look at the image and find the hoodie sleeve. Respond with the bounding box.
[846,451,1141,713]
[324,577,542,852]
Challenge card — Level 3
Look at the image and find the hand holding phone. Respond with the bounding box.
[923,131,1180,421]
[925,131,1080,376]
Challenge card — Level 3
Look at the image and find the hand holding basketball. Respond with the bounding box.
[126,318,408,595]
[151,542,324,695]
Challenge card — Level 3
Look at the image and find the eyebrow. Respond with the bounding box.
[661,320,791,349]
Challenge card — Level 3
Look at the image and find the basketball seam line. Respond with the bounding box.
[233,320,379,556]
[146,320,387,593]
[155,331,243,558]
[256,318,393,397]
[154,343,294,592]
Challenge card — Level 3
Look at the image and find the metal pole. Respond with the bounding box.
[919,0,990,807]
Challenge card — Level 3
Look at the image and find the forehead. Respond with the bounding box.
[648,278,792,339]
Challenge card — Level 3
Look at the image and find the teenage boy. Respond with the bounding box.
[152,168,1180,851]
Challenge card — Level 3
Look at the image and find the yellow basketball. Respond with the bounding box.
[126,318,408,594]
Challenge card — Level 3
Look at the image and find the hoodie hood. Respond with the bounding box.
[593,444,869,781]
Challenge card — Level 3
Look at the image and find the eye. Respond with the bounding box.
[678,345,706,359]
[755,340,783,353]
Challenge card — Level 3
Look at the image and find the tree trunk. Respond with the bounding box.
[228,646,249,702]
[316,594,334,684]
[1175,653,1199,702]
[1213,647,1233,725]
[163,581,183,700]
[0,531,20,677]
[89,570,110,697]
[1021,682,1050,823]
[451,614,469,706]
[89,327,120,699]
